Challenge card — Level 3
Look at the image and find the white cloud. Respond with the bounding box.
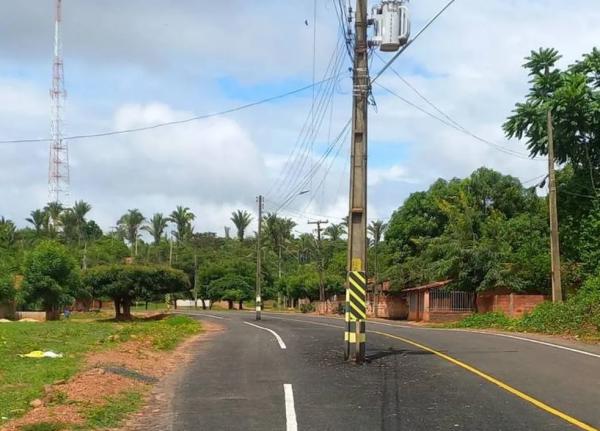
[369,164,415,186]
[1,0,599,232]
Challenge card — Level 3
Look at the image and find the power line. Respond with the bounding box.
[376,52,465,130]
[375,81,545,161]
[275,118,352,214]
[303,126,351,212]
[0,74,345,145]
[268,36,348,201]
[372,0,457,84]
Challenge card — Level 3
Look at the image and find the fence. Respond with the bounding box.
[429,290,475,312]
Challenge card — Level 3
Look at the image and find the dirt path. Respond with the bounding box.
[119,321,224,431]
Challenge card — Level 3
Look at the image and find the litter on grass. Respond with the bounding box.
[19,350,63,359]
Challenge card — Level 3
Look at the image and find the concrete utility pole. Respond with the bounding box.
[345,0,369,363]
[256,195,264,320]
[545,66,562,303]
[194,253,199,309]
[308,219,328,302]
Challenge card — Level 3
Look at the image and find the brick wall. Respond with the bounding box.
[476,293,547,317]
[315,296,408,320]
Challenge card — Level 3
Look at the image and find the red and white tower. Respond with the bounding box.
[49,0,69,203]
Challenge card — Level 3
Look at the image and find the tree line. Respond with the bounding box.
[1,47,600,318]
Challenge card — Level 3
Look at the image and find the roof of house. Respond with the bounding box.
[402,280,452,293]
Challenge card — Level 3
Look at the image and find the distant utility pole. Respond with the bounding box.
[345,0,369,363]
[256,195,264,320]
[308,219,328,302]
[169,233,174,267]
[545,67,562,303]
[194,253,199,309]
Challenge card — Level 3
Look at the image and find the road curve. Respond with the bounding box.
[170,310,599,431]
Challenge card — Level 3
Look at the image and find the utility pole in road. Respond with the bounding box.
[346,0,369,363]
[545,66,562,303]
[308,219,328,302]
[256,195,264,320]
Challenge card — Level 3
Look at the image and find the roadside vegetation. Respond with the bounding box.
[0,314,201,428]
[455,275,600,338]
[1,47,600,332]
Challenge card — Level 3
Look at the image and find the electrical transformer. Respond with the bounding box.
[372,0,410,52]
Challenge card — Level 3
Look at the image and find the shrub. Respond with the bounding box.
[517,276,600,334]
[0,275,16,303]
[300,303,315,313]
[454,312,514,329]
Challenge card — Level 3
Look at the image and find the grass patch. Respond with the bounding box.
[0,315,200,421]
[81,390,144,429]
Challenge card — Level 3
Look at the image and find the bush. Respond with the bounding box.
[300,303,315,313]
[0,275,16,303]
[454,312,515,329]
[20,241,81,313]
[517,277,600,334]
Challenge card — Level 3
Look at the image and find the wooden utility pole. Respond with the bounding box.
[545,66,562,303]
[256,195,264,320]
[308,219,328,302]
[345,0,369,363]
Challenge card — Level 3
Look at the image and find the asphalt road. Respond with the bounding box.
[170,310,600,431]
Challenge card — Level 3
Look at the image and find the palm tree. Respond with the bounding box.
[297,233,315,263]
[60,209,79,243]
[44,202,63,237]
[26,209,48,234]
[224,226,231,239]
[324,223,347,241]
[169,206,195,243]
[368,220,387,247]
[368,220,388,317]
[230,210,253,241]
[72,200,92,244]
[143,213,169,245]
[118,209,145,255]
[262,213,296,279]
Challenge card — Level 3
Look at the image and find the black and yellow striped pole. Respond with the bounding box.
[345,0,369,363]
[345,271,367,361]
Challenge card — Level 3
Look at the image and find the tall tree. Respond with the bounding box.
[169,206,195,243]
[324,223,347,241]
[44,202,63,237]
[230,210,253,241]
[72,200,92,244]
[26,209,48,235]
[60,209,79,243]
[369,219,388,314]
[117,209,145,255]
[143,213,169,245]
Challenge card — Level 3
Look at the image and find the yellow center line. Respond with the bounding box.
[370,330,598,431]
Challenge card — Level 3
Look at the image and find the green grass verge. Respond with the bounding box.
[80,390,145,429]
[0,314,200,422]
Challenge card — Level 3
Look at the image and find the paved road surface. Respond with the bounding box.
[170,311,600,431]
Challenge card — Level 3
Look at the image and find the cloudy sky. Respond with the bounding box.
[1,0,599,236]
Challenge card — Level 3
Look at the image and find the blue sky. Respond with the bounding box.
[1,0,599,234]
